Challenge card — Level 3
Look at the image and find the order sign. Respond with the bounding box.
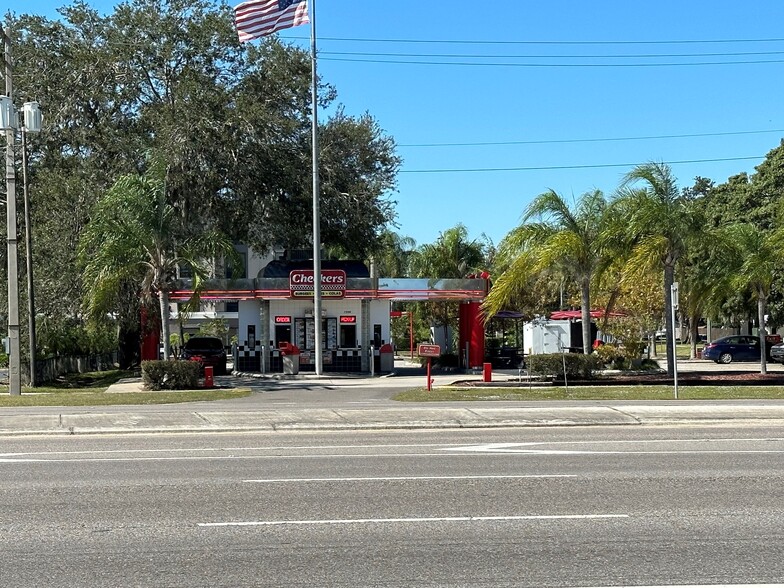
[417,344,441,357]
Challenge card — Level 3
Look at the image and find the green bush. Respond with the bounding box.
[593,342,657,371]
[594,343,623,367]
[527,353,603,379]
[141,360,200,390]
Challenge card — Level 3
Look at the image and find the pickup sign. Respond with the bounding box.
[417,344,441,358]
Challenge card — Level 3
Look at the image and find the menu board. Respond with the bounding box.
[294,317,338,350]
[294,318,306,350]
[306,318,316,349]
[326,318,337,350]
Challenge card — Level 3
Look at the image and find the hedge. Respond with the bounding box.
[141,360,200,390]
[526,353,603,380]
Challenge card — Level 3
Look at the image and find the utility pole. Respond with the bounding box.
[2,24,21,395]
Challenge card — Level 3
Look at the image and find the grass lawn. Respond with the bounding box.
[0,369,252,407]
[393,385,784,402]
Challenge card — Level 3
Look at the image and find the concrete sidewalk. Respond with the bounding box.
[2,358,784,436]
[2,402,784,436]
[2,377,784,437]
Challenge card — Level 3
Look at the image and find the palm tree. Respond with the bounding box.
[78,159,238,360]
[409,225,490,353]
[714,223,784,374]
[610,162,702,376]
[372,229,417,277]
[410,224,488,279]
[484,189,609,355]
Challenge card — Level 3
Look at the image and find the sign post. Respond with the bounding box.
[417,344,440,391]
[671,281,679,400]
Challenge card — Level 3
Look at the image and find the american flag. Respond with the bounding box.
[234,0,310,42]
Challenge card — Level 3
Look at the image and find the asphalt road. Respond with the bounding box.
[2,425,784,587]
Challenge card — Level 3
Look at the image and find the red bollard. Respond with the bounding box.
[483,362,492,382]
[204,366,214,388]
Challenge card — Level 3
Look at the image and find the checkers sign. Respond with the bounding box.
[289,269,346,298]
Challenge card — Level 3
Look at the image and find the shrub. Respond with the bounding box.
[527,353,603,379]
[141,360,200,390]
[593,342,657,371]
[594,343,623,367]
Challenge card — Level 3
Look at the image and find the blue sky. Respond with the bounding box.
[7,1,784,248]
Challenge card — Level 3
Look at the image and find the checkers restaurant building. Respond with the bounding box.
[166,258,489,374]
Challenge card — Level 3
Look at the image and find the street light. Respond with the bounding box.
[21,101,41,386]
[2,25,41,395]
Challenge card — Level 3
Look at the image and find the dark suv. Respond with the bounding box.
[181,336,228,375]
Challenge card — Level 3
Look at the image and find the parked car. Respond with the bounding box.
[771,341,784,364]
[701,335,761,364]
[180,336,228,375]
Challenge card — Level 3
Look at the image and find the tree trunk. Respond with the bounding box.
[689,312,699,359]
[160,290,171,361]
[580,276,592,354]
[758,291,768,375]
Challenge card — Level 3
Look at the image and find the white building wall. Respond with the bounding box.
[330,300,363,325]
[247,248,275,279]
[238,300,261,347]
[368,300,391,346]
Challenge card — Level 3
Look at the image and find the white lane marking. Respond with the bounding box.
[198,514,628,527]
[5,449,784,463]
[3,437,783,459]
[441,442,784,454]
[243,474,576,483]
[577,585,784,588]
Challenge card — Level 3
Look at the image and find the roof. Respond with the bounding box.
[260,259,370,278]
[492,310,524,319]
[549,309,624,320]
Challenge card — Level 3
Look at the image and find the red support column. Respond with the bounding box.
[409,311,414,359]
[459,302,485,369]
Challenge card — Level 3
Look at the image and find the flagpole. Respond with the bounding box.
[309,0,323,376]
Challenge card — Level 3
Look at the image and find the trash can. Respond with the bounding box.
[280,343,300,375]
[379,343,394,373]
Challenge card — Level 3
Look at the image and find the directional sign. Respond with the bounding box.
[417,344,441,357]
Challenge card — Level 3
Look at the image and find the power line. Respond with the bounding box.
[397,129,784,148]
[321,56,784,68]
[296,35,784,46]
[322,49,784,59]
[399,155,763,174]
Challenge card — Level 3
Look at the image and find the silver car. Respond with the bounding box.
[771,342,784,364]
